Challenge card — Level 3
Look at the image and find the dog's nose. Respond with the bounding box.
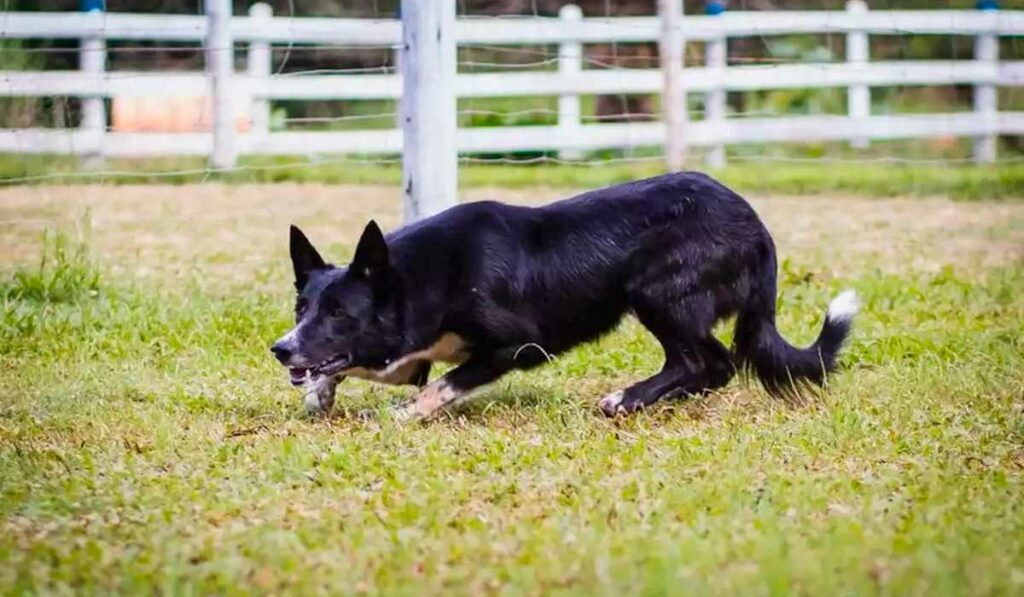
[270,341,293,363]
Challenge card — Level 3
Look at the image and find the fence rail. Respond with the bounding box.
[4,9,1022,43]
[0,3,1021,168]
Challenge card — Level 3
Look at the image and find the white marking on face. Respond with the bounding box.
[276,322,302,349]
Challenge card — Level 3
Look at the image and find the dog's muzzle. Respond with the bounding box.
[271,336,310,386]
[271,336,352,386]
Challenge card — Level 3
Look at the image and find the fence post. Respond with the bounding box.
[247,3,272,141]
[705,1,726,168]
[973,1,999,164]
[401,0,458,221]
[558,4,583,162]
[659,0,686,171]
[80,0,106,167]
[206,0,236,169]
[846,0,870,150]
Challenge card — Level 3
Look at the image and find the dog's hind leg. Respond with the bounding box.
[599,251,737,416]
[599,326,734,416]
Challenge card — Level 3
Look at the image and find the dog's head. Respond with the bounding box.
[271,222,402,386]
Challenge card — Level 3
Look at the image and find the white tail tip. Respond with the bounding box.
[826,290,860,323]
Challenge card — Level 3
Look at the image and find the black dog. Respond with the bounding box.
[271,172,857,420]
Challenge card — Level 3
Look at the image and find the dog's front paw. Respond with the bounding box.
[390,402,419,424]
[304,391,327,415]
[303,375,339,415]
[598,390,627,417]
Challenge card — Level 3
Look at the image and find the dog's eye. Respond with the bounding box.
[329,306,350,321]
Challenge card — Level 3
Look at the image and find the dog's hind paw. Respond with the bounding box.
[598,390,626,417]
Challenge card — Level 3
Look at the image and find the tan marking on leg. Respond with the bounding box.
[394,379,463,422]
[344,333,469,387]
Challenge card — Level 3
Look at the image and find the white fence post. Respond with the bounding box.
[247,3,272,141]
[659,0,686,171]
[973,4,999,164]
[558,4,583,161]
[79,4,105,167]
[206,0,236,169]
[705,3,727,168]
[846,0,870,150]
[401,0,458,221]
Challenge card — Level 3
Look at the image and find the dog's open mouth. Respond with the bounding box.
[287,355,351,386]
[288,368,309,386]
[312,354,353,378]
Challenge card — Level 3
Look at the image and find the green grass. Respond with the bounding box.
[1,194,1023,594]
[2,153,1024,201]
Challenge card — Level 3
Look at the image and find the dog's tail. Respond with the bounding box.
[733,263,858,397]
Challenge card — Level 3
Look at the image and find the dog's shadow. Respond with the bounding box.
[317,381,561,425]
[448,383,554,419]
[309,373,800,428]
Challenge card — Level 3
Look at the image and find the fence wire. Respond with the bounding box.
[0,0,1021,186]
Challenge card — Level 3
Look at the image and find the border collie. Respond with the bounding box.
[271,172,858,420]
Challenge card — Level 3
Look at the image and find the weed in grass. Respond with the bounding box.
[3,225,99,304]
[1,225,102,345]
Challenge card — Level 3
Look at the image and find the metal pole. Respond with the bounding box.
[704,2,727,168]
[973,1,999,164]
[80,0,105,168]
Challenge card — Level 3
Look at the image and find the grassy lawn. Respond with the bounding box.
[1,183,1023,594]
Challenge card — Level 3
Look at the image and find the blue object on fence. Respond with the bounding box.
[706,1,726,15]
[81,0,104,12]
[975,0,998,10]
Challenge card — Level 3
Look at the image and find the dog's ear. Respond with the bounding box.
[351,220,389,279]
[290,225,326,290]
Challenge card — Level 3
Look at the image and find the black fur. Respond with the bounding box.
[271,172,855,416]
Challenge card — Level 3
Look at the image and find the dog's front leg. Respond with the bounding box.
[304,374,342,415]
[393,347,547,422]
[393,377,466,422]
[393,355,504,422]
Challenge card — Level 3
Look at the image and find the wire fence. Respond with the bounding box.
[0,0,1022,190]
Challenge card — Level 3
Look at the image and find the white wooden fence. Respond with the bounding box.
[1,3,1022,170]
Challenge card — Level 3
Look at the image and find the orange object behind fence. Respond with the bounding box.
[112,96,251,133]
